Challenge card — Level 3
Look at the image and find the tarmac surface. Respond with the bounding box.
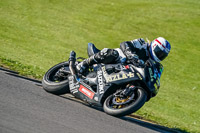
[0,68,176,133]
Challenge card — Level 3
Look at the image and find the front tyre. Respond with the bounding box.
[103,88,147,117]
[42,62,70,95]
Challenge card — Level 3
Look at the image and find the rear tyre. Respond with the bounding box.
[103,88,147,117]
[42,62,70,95]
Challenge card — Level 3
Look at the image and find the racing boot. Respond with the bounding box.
[76,55,97,74]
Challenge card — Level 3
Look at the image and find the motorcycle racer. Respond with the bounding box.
[76,37,171,84]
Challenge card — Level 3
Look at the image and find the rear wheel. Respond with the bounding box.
[42,62,71,95]
[103,87,147,117]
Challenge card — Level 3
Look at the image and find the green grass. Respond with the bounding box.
[0,0,200,132]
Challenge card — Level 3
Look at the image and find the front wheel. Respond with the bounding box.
[103,88,147,117]
[42,62,71,95]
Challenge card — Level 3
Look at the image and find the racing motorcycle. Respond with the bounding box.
[42,43,160,117]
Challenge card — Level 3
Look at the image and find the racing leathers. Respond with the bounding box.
[120,38,164,90]
[77,38,164,88]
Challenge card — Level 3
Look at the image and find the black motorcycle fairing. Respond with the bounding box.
[67,64,114,106]
[67,59,160,106]
[68,74,101,105]
[101,64,144,85]
[101,63,160,99]
[144,61,161,97]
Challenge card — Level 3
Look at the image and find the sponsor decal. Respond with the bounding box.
[154,84,159,93]
[97,70,104,94]
[106,72,134,82]
[148,68,154,82]
[102,66,107,75]
[68,76,78,94]
[154,79,160,94]
[79,85,94,99]
[125,65,129,69]
[148,67,160,93]
[136,73,143,80]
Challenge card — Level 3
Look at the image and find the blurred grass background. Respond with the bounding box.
[0,0,199,132]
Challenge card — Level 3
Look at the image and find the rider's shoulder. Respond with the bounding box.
[130,38,146,48]
[131,38,145,44]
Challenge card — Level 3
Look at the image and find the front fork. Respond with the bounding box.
[121,84,136,97]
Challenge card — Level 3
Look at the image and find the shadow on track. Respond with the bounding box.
[59,94,188,133]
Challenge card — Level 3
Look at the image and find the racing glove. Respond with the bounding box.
[126,52,144,67]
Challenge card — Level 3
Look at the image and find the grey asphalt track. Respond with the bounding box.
[0,68,175,133]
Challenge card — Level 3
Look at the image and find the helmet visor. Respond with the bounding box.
[154,46,168,61]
